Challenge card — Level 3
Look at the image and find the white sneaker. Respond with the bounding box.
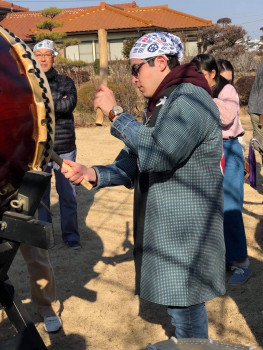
[44,316,62,333]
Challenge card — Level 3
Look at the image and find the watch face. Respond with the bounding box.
[113,106,123,115]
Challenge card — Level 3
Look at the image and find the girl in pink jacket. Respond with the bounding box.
[192,54,251,285]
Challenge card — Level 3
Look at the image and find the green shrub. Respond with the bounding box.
[54,57,91,89]
[235,75,255,106]
[93,59,100,75]
[56,56,88,68]
[76,81,97,114]
[122,38,137,59]
[75,59,146,126]
[108,59,145,119]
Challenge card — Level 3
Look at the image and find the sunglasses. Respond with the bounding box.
[131,57,155,77]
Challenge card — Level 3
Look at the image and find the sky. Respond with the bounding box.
[8,0,263,40]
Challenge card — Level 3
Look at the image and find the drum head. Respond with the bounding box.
[0,26,54,210]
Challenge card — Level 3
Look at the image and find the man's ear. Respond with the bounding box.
[53,55,57,64]
[156,55,169,72]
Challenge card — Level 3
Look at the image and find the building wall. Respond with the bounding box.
[65,40,124,62]
[184,41,198,57]
[65,31,199,63]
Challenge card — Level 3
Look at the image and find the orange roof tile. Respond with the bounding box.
[0,7,93,40]
[125,5,212,29]
[50,3,154,33]
[111,1,138,9]
[0,0,28,12]
[1,11,44,40]
[48,6,93,20]
[0,2,213,42]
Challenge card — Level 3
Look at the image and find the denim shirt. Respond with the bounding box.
[93,113,140,189]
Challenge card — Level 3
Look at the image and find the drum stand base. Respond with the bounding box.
[0,278,47,350]
[0,170,52,350]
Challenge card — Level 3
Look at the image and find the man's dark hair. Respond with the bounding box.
[148,54,180,70]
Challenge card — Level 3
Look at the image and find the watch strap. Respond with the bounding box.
[108,109,116,122]
[108,106,123,122]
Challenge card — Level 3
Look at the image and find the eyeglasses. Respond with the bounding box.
[35,53,53,58]
[131,57,155,77]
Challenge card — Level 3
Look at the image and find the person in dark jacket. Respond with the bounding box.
[248,61,263,163]
[33,40,80,250]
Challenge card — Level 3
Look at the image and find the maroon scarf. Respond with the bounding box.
[147,62,212,118]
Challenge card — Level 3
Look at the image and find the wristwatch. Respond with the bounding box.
[108,105,123,122]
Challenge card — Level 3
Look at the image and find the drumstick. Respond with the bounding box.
[51,151,93,190]
[96,28,108,126]
[96,108,104,126]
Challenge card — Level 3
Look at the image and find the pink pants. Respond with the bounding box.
[20,244,61,318]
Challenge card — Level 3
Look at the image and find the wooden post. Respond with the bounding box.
[96,28,108,126]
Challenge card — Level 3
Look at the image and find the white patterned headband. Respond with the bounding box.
[33,39,58,56]
[129,32,184,62]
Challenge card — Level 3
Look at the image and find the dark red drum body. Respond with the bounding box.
[0,26,54,209]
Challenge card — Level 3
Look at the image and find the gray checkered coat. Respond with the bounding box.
[96,83,226,306]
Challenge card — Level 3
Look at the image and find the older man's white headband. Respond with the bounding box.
[33,39,58,56]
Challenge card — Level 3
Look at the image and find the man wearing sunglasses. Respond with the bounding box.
[62,32,225,339]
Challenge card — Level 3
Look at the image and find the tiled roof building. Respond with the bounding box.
[0,0,28,13]
[0,1,213,61]
[0,0,28,22]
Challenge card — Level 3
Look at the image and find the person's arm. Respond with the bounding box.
[252,63,263,94]
[213,84,239,128]
[62,146,137,189]
[112,91,215,173]
[94,84,214,173]
[53,76,77,115]
[253,64,263,127]
[93,83,141,154]
[248,62,263,115]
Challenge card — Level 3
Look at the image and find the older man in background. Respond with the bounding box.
[33,39,80,250]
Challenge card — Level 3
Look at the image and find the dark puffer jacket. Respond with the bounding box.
[46,68,77,155]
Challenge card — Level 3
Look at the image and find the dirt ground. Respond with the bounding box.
[1,110,263,350]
